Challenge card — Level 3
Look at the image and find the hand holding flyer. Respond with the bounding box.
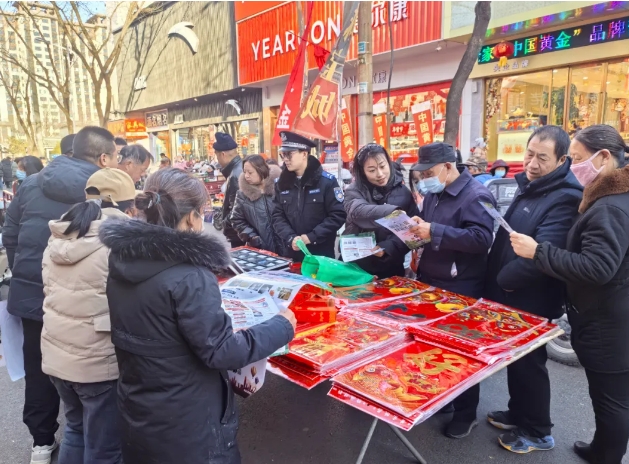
[479,202,514,233]
[375,210,430,250]
[339,233,384,262]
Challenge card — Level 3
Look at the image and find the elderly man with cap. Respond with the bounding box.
[272,131,346,261]
[213,132,244,248]
[410,142,496,438]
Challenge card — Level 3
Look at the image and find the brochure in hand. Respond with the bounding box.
[479,201,514,234]
[375,210,430,250]
[339,233,383,262]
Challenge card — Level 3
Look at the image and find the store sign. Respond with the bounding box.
[145,110,168,131]
[342,70,388,90]
[107,120,125,138]
[237,1,442,84]
[125,119,146,133]
[411,101,433,146]
[478,16,629,65]
[492,59,530,73]
[391,122,416,137]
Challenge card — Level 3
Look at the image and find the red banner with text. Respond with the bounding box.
[373,102,387,148]
[412,101,434,147]
[339,97,355,162]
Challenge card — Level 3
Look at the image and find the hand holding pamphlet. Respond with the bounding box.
[339,233,384,262]
[479,201,514,233]
[375,210,430,250]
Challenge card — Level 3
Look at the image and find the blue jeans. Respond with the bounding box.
[49,377,123,464]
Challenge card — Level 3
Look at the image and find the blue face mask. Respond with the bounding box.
[15,170,26,180]
[494,169,506,178]
[418,166,446,194]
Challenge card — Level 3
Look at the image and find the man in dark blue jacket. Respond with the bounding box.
[3,126,117,462]
[455,126,583,453]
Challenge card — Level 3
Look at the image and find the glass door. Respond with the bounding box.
[602,58,629,141]
[568,63,605,135]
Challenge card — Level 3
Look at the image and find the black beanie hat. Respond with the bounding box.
[213,132,237,152]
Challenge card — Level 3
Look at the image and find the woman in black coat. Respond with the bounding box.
[99,168,296,464]
[343,143,419,278]
[510,125,629,464]
[230,155,282,253]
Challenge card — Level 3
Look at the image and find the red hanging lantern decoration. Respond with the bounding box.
[493,41,515,68]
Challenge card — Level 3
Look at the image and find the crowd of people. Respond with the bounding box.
[1,122,628,464]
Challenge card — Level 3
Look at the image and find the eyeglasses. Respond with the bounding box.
[279,151,297,161]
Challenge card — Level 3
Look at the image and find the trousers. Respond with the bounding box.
[22,318,60,446]
[584,369,629,464]
[453,346,553,437]
[50,377,123,464]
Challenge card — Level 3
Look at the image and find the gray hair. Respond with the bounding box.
[119,144,154,165]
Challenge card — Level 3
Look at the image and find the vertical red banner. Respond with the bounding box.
[373,102,387,148]
[272,2,315,145]
[412,101,434,147]
[339,97,355,162]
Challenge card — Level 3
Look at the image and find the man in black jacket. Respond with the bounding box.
[3,126,117,462]
[214,132,244,248]
[272,131,346,261]
[455,126,583,453]
[2,156,14,188]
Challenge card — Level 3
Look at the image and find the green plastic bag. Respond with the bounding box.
[296,239,374,287]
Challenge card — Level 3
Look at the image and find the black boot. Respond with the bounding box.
[574,441,597,464]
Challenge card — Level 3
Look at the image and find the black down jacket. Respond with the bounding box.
[230,164,282,254]
[1,158,12,183]
[221,156,244,247]
[272,155,346,261]
[4,156,100,321]
[343,171,419,278]
[100,219,294,464]
[535,165,629,373]
[484,159,583,319]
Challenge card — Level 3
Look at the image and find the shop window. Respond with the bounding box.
[373,82,450,163]
[568,63,604,135]
[603,59,629,141]
[549,69,569,127]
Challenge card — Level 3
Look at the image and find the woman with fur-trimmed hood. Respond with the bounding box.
[511,125,629,464]
[230,155,282,253]
[99,168,296,464]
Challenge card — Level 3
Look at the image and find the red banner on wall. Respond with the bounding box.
[373,102,387,148]
[339,97,355,162]
[272,1,314,146]
[293,2,359,141]
[412,101,434,147]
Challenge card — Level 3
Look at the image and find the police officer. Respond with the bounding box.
[272,131,346,261]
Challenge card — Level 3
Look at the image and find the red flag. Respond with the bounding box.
[314,44,330,70]
[293,2,359,141]
[412,101,434,147]
[373,102,387,148]
[272,1,315,146]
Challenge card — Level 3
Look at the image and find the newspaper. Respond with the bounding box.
[479,201,514,233]
[375,210,430,250]
[339,233,382,262]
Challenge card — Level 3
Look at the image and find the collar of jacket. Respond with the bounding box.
[579,164,629,213]
[367,169,403,201]
[277,155,322,191]
[515,157,581,196]
[99,218,231,272]
[221,156,242,178]
[443,168,473,197]
[238,165,281,202]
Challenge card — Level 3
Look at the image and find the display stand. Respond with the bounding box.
[355,417,427,464]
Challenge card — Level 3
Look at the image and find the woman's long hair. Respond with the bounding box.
[573,124,629,167]
[351,143,394,191]
[19,156,44,176]
[135,168,208,230]
[62,199,134,238]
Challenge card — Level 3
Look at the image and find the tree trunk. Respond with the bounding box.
[443,2,491,147]
[357,1,373,147]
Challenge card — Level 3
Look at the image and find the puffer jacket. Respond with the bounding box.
[535,165,629,373]
[343,170,419,278]
[1,158,12,183]
[100,219,294,464]
[41,208,128,383]
[230,165,282,254]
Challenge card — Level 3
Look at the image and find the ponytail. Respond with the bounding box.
[62,200,102,238]
[135,190,181,229]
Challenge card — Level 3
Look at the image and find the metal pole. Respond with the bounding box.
[357,1,373,147]
[355,417,378,464]
[388,424,428,464]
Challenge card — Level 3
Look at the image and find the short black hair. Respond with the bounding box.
[114,137,128,146]
[527,125,570,160]
[119,144,154,164]
[19,156,44,175]
[73,126,116,164]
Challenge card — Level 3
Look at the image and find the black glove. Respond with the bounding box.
[247,236,262,248]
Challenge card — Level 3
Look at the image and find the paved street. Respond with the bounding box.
[1,357,626,464]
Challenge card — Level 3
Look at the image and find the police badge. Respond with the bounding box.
[334,187,344,202]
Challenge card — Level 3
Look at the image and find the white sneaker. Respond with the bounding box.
[31,440,58,464]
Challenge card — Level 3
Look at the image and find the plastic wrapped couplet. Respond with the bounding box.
[335,277,431,308]
[407,300,549,356]
[345,289,478,330]
[333,340,487,417]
